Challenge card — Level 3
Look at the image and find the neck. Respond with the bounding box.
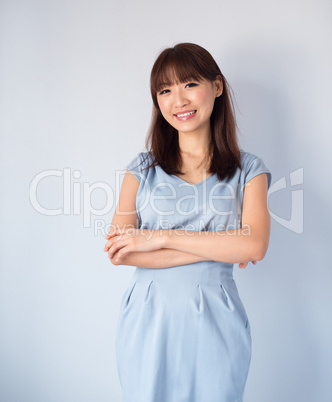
[178,126,212,157]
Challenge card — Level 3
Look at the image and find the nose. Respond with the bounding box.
[173,88,188,108]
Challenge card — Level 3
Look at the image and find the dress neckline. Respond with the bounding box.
[151,154,217,186]
[171,173,217,187]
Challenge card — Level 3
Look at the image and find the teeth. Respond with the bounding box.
[177,110,196,117]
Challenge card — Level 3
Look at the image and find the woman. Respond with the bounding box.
[104,43,272,402]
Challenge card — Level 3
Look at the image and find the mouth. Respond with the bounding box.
[174,110,197,120]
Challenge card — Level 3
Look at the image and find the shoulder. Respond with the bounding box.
[126,151,154,183]
[239,148,272,189]
[240,149,260,166]
[126,151,152,168]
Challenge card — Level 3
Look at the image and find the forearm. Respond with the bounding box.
[161,227,267,263]
[111,248,212,268]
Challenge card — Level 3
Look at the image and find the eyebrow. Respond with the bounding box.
[157,77,200,90]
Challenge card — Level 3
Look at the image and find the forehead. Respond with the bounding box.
[154,64,204,91]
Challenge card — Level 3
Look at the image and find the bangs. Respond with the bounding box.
[151,49,208,94]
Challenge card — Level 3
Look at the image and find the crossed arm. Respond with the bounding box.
[104,170,270,269]
[108,232,259,269]
[110,247,210,269]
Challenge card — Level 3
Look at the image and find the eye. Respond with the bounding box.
[185,82,199,88]
[158,88,170,95]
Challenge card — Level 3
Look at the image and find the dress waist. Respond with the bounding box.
[132,261,234,288]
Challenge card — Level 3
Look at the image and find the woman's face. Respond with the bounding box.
[156,76,223,136]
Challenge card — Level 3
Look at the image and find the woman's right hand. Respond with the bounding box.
[238,260,257,269]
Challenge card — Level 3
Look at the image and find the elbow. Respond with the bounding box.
[252,240,269,261]
[254,251,265,262]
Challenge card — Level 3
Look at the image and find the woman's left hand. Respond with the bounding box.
[104,228,163,262]
[238,260,257,269]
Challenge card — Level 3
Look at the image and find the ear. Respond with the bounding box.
[214,75,223,97]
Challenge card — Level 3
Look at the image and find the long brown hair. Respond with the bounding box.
[140,43,242,182]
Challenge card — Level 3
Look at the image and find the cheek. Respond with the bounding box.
[198,91,215,112]
[199,89,213,102]
[157,99,171,121]
[157,98,167,113]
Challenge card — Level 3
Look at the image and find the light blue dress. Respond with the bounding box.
[115,150,272,402]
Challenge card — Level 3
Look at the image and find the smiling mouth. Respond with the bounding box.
[174,110,197,117]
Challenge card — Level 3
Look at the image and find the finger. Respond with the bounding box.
[104,239,115,252]
[104,240,112,252]
[115,245,135,261]
[104,235,126,252]
[107,242,120,257]
[105,231,116,239]
[106,227,138,240]
[108,240,126,259]
[105,232,120,240]
[109,244,124,260]
[105,227,126,239]
[109,249,120,260]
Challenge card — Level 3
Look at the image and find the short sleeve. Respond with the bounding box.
[244,154,272,190]
[126,153,143,183]
[126,152,152,183]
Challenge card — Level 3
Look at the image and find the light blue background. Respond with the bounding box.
[1,0,331,401]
